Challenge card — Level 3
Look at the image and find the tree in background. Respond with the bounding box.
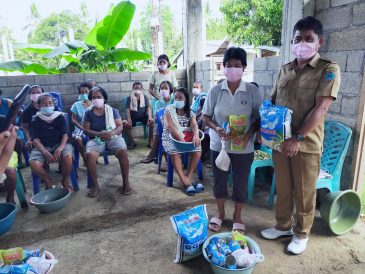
[23,2,41,40]
[220,0,283,46]
[28,11,90,46]
[138,3,182,64]
[204,2,227,40]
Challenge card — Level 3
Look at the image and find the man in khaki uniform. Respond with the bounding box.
[261,16,340,254]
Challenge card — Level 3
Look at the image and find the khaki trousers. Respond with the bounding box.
[272,150,321,238]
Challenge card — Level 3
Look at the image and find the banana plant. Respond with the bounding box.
[0,0,151,74]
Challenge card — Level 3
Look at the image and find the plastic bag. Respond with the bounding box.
[215,139,231,171]
[170,204,209,263]
[259,100,292,151]
[229,115,247,151]
[26,252,57,274]
[232,249,264,268]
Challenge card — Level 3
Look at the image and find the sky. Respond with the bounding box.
[0,0,222,43]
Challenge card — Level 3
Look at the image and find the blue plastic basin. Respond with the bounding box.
[0,203,17,236]
[30,188,71,214]
[170,129,204,152]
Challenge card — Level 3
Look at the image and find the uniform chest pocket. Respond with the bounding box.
[298,79,318,89]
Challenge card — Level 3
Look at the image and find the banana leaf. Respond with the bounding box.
[96,1,135,49]
[13,43,54,54]
[0,61,58,74]
[43,40,89,58]
[102,48,151,62]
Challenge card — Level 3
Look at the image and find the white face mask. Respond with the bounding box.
[30,94,39,102]
[134,89,142,96]
[158,64,168,71]
[192,88,201,96]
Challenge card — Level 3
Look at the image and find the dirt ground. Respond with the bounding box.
[1,138,365,274]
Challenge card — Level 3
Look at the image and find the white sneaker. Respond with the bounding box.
[261,227,294,240]
[287,235,308,255]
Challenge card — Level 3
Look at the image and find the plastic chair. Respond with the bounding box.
[247,145,276,209]
[15,168,28,208]
[155,108,203,186]
[269,121,352,207]
[73,136,109,169]
[49,92,63,111]
[122,97,148,139]
[316,121,352,192]
[32,165,79,195]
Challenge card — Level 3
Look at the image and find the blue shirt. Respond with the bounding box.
[71,101,90,123]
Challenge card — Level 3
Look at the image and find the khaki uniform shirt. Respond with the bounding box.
[271,53,341,154]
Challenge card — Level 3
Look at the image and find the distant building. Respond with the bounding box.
[172,39,279,83]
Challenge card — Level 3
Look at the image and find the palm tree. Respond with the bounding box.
[23,2,41,40]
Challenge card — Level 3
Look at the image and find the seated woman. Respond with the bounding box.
[29,94,74,190]
[0,152,17,204]
[124,81,154,148]
[140,81,174,165]
[70,82,93,166]
[162,87,203,196]
[83,86,132,198]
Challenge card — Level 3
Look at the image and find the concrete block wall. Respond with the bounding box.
[252,0,365,188]
[0,70,187,114]
[195,60,215,91]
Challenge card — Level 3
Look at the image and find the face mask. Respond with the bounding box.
[133,89,142,96]
[30,94,39,102]
[41,106,54,115]
[92,99,104,108]
[158,64,168,71]
[192,88,201,96]
[174,100,185,109]
[78,94,89,101]
[160,89,170,99]
[291,42,317,60]
[224,67,243,83]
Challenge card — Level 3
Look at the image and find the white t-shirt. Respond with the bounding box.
[149,70,178,97]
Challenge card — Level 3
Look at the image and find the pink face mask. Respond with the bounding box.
[224,67,243,83]
[30,94,39,102]
[291,42,317,60]
[160,89,170,99]
[92,98,104,108]
[158,64,168,71]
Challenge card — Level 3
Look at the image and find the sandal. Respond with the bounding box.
[122,188,134,195]
[232,223,246,233]
[192,182,204,193]
[140,157,155,164]
[209,217,223,232]
[184,185,196,196]
[87,190,99,198]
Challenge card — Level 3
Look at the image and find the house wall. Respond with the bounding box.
[253,0,365,188]
[0,70,187,114]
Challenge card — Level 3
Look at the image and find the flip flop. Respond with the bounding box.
[159,166,167,172]
[232,223,246,233]
[140,157,155,164]
[87,190,99,198]
[209,217,223,232]
[185,185,196,196]
[192,182,205,193]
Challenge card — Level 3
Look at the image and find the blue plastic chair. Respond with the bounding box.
[122,97,148,139]
[247,145,276,209]
[155,108,203,186]
[269,121,352,207]
[73,136,109,169]
[49,92,63,111]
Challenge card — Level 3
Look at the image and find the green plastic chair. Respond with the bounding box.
[268,121,352,207]
[15,167,28,208]
[247,145,276,209]
[122,96,148,139]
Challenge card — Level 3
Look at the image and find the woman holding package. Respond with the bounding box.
[162,87,203,196]
[203,47,263,232]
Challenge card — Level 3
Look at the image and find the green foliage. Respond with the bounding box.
[2,0,151,74]
[220,0,283,46]
[206,19,228,40]
[28,11,90,46]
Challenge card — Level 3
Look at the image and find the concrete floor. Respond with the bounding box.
[1,139,365,274]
